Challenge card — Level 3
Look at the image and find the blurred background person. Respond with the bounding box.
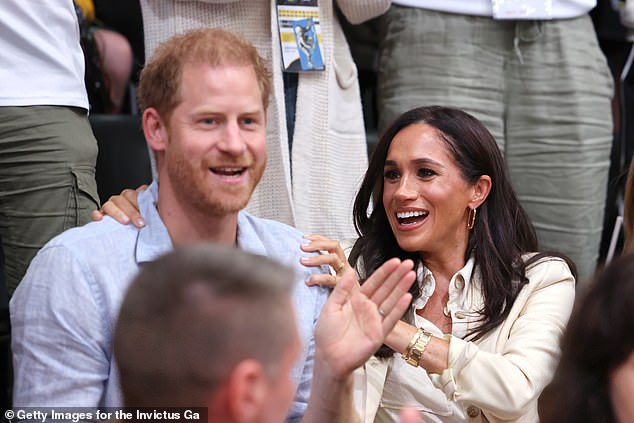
[74,0,135,114]
[539,251,634,423]
[114,244,304,419]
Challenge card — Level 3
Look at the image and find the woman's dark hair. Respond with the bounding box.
[350,106,576,354]
[539,253,634,423]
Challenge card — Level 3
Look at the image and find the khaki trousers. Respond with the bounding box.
[0,106,99,294]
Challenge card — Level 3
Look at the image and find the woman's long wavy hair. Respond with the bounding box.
[349,106,575,355]
[539,253,634,423]
[622,158,634,253]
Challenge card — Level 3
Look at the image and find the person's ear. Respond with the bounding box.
[143,107,168,153]
[226,359,268,423]
[470,175,492,209]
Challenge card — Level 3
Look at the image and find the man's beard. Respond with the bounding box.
[165,148,263,217]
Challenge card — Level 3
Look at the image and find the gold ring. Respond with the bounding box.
[335,260,345,274]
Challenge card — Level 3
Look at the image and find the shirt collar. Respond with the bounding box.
[412,255,476,311]
[135,181,174,264]
[236,211,267,256]
[135,182,265,263]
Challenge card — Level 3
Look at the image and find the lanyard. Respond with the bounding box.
[276,0,325,72]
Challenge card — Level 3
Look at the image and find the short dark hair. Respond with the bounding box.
[539,252,634,423]
[351,106,576,351]
[114,243,295,407]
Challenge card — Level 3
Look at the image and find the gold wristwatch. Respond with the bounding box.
[403,327,433,367]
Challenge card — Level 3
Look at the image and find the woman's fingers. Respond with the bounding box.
[100,196,131,224]
[100,188,144,227]
[301,252,347,272]
[90,208,105,222]
[305,273,338,288]
[301,234,345,256]
[361,259,415,332]
[301,234,350,280]
[361,259,414,300]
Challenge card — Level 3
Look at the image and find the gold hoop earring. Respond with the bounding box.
[467,208,477,230]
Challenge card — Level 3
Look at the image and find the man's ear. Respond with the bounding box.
[470,174,492,209]
[143,107,168,153]
[226,359,268,423]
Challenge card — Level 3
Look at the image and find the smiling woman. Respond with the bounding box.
[303,105,577,422]
[380,122,491,262]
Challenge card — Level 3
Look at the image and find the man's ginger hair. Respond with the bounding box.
[137,28,272,122]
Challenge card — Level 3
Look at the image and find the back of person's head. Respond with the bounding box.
[352,105,573,345]
[137,28,272,122]
[539,252,634,423]
[114,243,297,409]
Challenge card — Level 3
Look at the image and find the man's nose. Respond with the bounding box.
[218,121,246,156]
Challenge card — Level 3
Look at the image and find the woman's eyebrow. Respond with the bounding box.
[384,158,443,167]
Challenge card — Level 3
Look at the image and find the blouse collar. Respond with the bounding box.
[412,255,477,311]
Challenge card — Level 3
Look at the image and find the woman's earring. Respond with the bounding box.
[467,207,477,230]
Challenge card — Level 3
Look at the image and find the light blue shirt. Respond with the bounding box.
[10,181,329,421]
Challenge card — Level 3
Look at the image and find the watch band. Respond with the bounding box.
[403,327,432,367]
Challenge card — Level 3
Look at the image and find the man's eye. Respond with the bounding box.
[201,118,215,125]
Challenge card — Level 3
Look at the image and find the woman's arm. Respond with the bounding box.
[384,321,450,375]
[401,259,575,421]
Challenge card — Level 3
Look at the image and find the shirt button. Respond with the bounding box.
[455,311,466,319]
[455,277,465,289]
[466,405,480,418]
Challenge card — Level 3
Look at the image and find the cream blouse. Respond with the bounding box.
[353,255,576,423]
[376,258,477,422]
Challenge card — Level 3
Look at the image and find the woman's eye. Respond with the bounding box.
[384,169,400,180]
[417,168,435,178]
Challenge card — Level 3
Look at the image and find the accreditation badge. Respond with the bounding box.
[276,0,325,72]
[491,0,553,19]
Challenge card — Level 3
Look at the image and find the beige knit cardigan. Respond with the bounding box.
[140,0,390,239]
